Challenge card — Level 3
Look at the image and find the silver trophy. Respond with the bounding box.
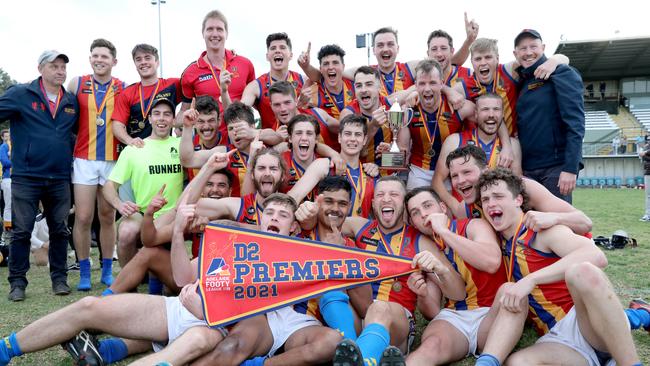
[381,103,413,169]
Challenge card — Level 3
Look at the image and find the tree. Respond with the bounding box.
[0,68,16,129]
[0,68,17,96]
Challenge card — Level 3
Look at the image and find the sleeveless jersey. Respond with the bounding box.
[186,131,229,182]
[74,75,125,161]
[315,78,355,119]
[344,96,392,165]
[465,64,519,136]
[226,150,249,197]
[409,97,463,170]
[235,193,262,225]
[373,62,415,96]
[280,150,318,201]
[502,222,574,335]
[436,219,506,310]
[354,222,420,313]
[256,71,305,129]
[458,128,502,169]
[343,165,375,217]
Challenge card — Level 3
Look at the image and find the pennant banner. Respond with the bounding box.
[198,223,418,328]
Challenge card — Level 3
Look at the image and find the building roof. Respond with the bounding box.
[554,36,650,80]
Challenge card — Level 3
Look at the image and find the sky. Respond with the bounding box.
[1,0,649,85]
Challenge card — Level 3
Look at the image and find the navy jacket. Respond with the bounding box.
[516,55,585,174]
[0,78,78,180]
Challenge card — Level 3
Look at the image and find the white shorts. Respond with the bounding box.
[152,296,227,352]
[536,307,617,366]
[266,307,321,357]
[72,158,115,186]
[406,165,433,191]
[433,307,490,357]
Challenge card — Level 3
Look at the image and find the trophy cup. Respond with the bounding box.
[381,102,413,169]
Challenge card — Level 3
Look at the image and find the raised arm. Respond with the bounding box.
[523,177,592,234]
[450,12,479,66]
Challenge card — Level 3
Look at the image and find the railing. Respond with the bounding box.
[582,141,644,156]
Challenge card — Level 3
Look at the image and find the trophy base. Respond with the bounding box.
[380,152,408,170]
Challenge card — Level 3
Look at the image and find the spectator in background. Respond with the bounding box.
[585,83,594,99]
[640,135,650,222]
[0,50,79,301]
[600,81,606,99]
[621,134,628,154]
[612,134,621,155]
[0,129,11,245]
[514,29,585,203]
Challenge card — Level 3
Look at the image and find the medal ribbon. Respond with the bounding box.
[379,66,399,96]
[344,165,366,216]
[39,80,63,118]
[377,225,406,255]
[321,80,348,115]
[255,199,264,225]
[473,66,500,95]
[91,78,115,121]
[473,129,501,168]
[138,79,161,120]
[504,216,526,282]
[418,103,444,152]
[206,55,228,93]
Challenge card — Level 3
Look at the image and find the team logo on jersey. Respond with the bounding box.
[170,147,179,159]
[467,140,476,146]
[292,81,299,88]
[398,71,404,78]
[207,257,231,276]
[64,107,76,114]
[471,208,482,218]
[442,112,452,119]
[246,206,255,215]
[199,74,214,82]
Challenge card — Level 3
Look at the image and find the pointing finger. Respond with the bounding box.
[307,41,311,54]
[191,97,196,111]
[157,184,167,196]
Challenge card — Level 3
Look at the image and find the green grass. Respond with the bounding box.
[0,188,648,365]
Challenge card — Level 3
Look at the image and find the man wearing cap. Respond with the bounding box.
[0,50,78,301]
[513,29,584,203]
[102,98,184,268]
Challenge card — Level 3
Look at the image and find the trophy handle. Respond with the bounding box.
[403,108,414,127]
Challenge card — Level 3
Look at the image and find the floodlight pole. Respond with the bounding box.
[356,32,372,65]
[151,0,166,77]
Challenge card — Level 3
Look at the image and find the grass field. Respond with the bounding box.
[0,188,648,365]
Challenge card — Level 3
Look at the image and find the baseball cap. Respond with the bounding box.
[149,98,176,117]
[514,29,542,47]
[37,50,69,66]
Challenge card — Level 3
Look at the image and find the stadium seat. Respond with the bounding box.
[576,178,583,187]
[636,176,644,186]
[606,177,614,187]
[614,177,622,187]
[627,177,636,187]
[598,177,606,187]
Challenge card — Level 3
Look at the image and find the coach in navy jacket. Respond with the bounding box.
[514,30,585,203]
[0,50,78,301]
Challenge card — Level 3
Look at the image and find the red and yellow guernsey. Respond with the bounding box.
[354,222,421,313]
[436,219,506,310]
[373,62,415,96]
[464,64,519,136]
[501,221,573,335]
[235,193,262,226]
[408,96,464,170]
[74,75,125,161]
[256,71,305,130]
[315,78,355,120]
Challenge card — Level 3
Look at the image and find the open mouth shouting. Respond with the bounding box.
[486,208,503,226]
[266,223,281,233]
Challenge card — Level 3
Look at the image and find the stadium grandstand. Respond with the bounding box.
[555,36,650,186]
